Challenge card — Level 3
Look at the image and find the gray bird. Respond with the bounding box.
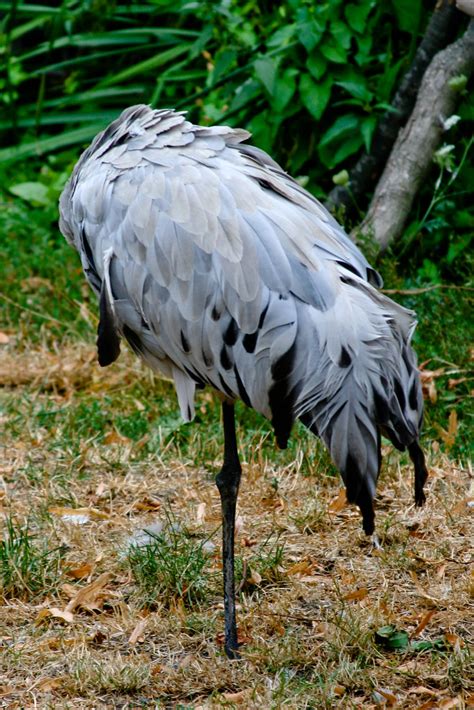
[59,105,427,659]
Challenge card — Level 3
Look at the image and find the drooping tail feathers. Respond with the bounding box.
[297,279,427,534]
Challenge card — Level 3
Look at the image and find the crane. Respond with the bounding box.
[59,105,428,659]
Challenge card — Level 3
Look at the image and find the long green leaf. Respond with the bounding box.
[16,29,198,62]
[0,111,121,131]
[30,46,151,75]
[97,44,192,88]
[42,87,144,109]
[0,3,63,13]
[0,124,106,163]
[10,16,50,41]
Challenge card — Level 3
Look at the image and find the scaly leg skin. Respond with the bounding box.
[215,402,242,660]
[371,533,383,551]
[408,440,428,506]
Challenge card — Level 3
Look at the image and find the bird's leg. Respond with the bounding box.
[215,401,241,659]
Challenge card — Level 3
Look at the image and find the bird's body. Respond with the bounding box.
[59,105,427,657]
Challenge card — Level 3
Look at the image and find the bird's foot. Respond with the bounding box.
[370,533,383,551]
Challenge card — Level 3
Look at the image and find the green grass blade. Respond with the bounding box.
[97,44,192,88]
[0,111,122,131]
[0,124,107,163]
[42,87,144,109]
[10,16,50,40]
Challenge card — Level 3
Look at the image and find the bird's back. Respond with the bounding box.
[59,105,425,532]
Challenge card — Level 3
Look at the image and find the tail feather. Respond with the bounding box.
[296,278,426,534]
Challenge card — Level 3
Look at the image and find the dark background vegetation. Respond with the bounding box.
[0,0,472,457]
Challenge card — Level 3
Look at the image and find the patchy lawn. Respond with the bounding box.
[0,343,472,709]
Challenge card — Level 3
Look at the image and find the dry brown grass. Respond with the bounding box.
[0,345,473,709]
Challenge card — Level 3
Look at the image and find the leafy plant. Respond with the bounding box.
[0,0,433,191]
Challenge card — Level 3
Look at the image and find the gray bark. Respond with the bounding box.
[325,0,462,215]
[355,21,474,251]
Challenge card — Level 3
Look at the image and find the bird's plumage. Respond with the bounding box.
[59,104,426,535]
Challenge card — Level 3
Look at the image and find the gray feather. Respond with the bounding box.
[59,104,425,530]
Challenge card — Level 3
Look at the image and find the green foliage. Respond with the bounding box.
[0,0,431,188]
[0,516,64,599]
[375,624,456,655]
[0,0,472,459]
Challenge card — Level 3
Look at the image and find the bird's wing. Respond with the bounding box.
[60,106,416,442]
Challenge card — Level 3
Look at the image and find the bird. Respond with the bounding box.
[59,104,428,659]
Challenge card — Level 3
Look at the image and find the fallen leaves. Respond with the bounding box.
[436,409,458,449]
[64,572,114,614]
[328,488,347,513]
[128,617,149,645]
[66,562,94,580]
[35,608,74,625]
[411,610,437,637]
[48,506,109,524]
[343,587,369,602]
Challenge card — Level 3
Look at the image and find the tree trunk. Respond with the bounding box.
[355,21,474,251]
[325,0,463,215]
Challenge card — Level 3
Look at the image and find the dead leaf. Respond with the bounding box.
[196,502,206,524]
[131,497,161,512]
[409,571,440,606]
[328,489,347,513]
[333,685,346,697]
[65,572,113,613]
[0,686,15,698]
[235,515,244,535]
[445,633,462,646]
[36,677,63,692]
[103,430,131,446]
[448,377,469,389]
[440,698,462,709]
[411,609,436,637]
[48,506,108,523]
[286,558,317,577]
[373,687,397,706]
[66,562,94,580]
[221,690,250,703]
[407,686,438,696]
[35,607,74,625]
[436,409,458,449]
[89,629,107,646]
[128,617,148,645]
[150,663,163,676]
[216,630,251,647]
[247,568,262,586]
[344,587,368,602]
[94,481,107,498]
[419,364,445,404]
[240,537,257,547]
[21,276,53,292]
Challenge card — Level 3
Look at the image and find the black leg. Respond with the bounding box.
[215,401,241,659]
[408,440,428,506]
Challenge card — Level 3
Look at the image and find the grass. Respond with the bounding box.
[0,170,473,706]
[126,512,212,608]
[0,346,472,706]
[0,516,65,600]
